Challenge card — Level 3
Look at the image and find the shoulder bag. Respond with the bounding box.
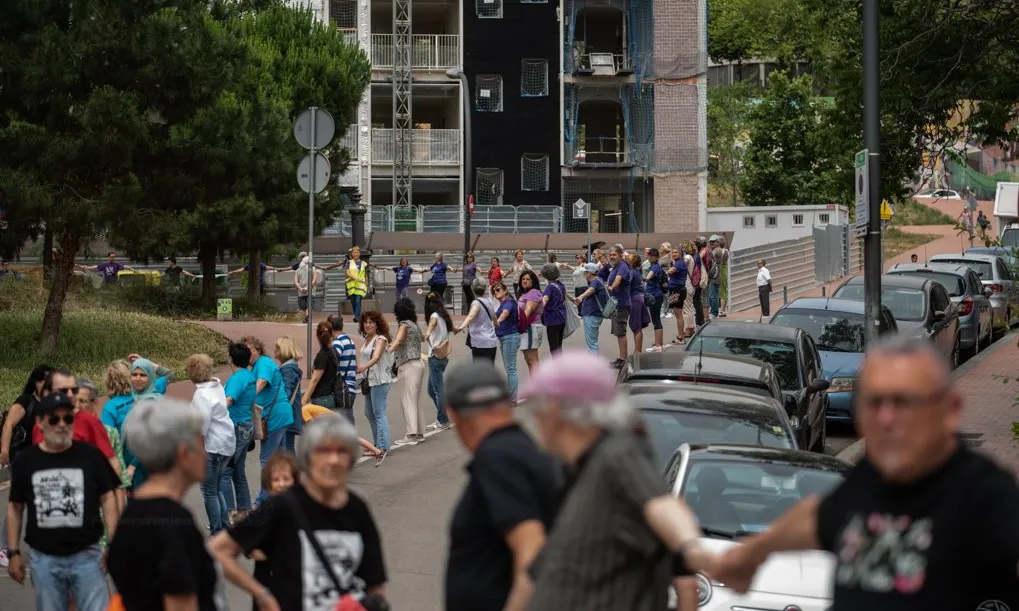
[553,283,581,338]
[594,281,616,319]
[252,376,284,441]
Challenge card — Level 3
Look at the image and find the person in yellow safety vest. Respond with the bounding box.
[326,246,369,322]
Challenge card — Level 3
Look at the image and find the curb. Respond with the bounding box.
[834,330,1016,464]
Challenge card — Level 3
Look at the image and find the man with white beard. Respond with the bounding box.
[5,392,121,611]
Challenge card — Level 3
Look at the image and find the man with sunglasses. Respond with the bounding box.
[29,369,120,478]
[714,335,1019,611]
[6,391,121,611]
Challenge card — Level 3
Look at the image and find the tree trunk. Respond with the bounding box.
[199,242,218,309]
[39,230,81,355]
[247,251,260,298]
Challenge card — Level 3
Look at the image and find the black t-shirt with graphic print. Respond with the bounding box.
[228,483,386,611]
[8,441,119,556]
[817,445,1019,611]
[108,497,226,611]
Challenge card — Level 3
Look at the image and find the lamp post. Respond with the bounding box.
[446,68,473,258]
[862,0,882,343]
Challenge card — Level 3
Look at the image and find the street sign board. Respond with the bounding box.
[297,153,331,194]
[880,199,893,221]
[573,198,589,219]
[854,222,868,238]
[855,149,869,228]
[293,108,336,151]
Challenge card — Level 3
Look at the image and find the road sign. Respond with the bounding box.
[293,108,335,150]
[855,149,869,228]
[297,153,331,194]
[216,298,232,321]
[573,198,589,219]
[880,199,893,221]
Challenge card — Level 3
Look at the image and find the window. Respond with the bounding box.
[329,0,356,28]
[792,214,804,227]
[765,215,778,228]
[743,215,755,229]
[521,154,549,191]
[475,75,503,112]
[476,168,504,206]
[818,213,830,225]
[521,59,549,97]
[476,0,502,18]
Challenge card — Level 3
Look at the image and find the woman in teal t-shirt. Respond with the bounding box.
[241,336,295,503]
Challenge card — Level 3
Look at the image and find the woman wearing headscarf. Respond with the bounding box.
[119,357,170,489]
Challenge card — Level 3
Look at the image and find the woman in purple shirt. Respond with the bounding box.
[540,264,568,354]
[626,253,652,353]
[426,252,449,301]
[517,270,545,373]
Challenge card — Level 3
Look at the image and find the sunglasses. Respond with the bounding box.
[47,414,74,426]
[55,386,78,395]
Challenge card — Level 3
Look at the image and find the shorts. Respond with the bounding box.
[611,306,630,337]
[521,323,545,350]
[629,296,652,334]
[298,295,314,310]
[669,286,687,309]
[647,293,664,330]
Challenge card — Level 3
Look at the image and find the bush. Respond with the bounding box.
[890,200,955,226]
[0,310,229,409]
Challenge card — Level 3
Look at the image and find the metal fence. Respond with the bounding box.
[371,129,460,165]
[323,205,561,235]
[371,34,460,69]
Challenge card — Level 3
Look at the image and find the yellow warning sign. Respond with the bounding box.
[880,200,894,221]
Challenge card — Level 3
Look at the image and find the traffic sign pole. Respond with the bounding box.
[307,109,316,376]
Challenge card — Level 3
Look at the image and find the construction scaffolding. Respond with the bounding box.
[392,0,413,209]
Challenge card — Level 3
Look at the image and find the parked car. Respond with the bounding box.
[928,252,1019,332]
[617,350,784,402]
[769,297,896,423]
[627,386,797,471]
[918,189,962,199]
[663,443,850,610]
[967,246,1018,269]
[685,322,829,452]
[887,262,993,356]
[833,275,962,367]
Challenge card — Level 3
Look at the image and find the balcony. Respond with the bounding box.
[371,34,460,69]
[371,129,460,165]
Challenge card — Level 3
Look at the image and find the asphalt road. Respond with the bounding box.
[0,314,858,610]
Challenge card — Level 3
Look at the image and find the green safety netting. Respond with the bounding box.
[945,159,1015,200]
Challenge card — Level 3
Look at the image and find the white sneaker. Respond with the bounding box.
[664,312,674,318]
[425,422,442,431]
[0,549,8,568]
[393,436,416,446]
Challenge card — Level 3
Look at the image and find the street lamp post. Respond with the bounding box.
[862,0,882,343]
[446,69,472,258]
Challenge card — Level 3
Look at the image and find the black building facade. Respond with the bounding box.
[464,0,562,208]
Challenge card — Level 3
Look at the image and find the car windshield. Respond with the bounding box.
[770,309,865,353]
[686,336,800,391]
[1000,230,1019,248]
[641,408,793,472]
[891,271,965,296]
[931,258,993,279]
[834,285,926,321]
[682,458,844,535]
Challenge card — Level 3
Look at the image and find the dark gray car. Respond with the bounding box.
[928,252,1019,334]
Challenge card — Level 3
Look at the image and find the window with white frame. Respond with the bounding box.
[476,0,502,18]
[792,213,804,226]
[765,215,778,228]
[743,215,755,229]
[521,154,549,191]
[475,75,503,112]
[818,213,830,225]
[520,59,549,97]
[476,168,505,206]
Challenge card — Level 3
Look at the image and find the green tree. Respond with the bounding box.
[708,83,756,205]
[708,0,821,66]
[739,72,846,206]
[0,0,246,352]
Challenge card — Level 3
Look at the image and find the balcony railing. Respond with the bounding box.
[372,129,461,165]
[371,34,460,69]
[337,27,358,46]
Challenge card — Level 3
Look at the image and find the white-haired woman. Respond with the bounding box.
[517,350,714,611]
[187,353,236,535]
[108,398,243,610]
[210,414,389,611]
[453,278,499,362]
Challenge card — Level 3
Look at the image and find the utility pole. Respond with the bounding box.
[862,0,882,343]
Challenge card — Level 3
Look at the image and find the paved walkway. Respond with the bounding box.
[953,334,1019,473]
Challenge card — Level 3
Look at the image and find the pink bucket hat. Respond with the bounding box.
[518,349,617,403]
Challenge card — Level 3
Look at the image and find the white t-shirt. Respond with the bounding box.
[757,267,772,288]
[191,380,236,457]
[468,297,499,349]
[429,312,450,350]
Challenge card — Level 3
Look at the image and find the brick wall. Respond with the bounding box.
[654,173,701,232]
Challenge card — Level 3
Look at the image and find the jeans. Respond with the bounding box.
[427,356,449,425]
[583,315,602,354]
[499,333,521,398]
[256,428,287,503]
[221,421,254,511]
[312,394,336,409]
[348,294,363,321]
[29,545,108,611]
[395,286,409,301]
[284,431,298,453]
[708,283,721,317]
[202,453,231,534]
[0,511,7,549]
[546,323,566,353]
[365,383,392,450]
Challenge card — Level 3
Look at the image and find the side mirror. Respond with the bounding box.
[808,378,831,394]
[932,310,946,322]
[984,286,993,298]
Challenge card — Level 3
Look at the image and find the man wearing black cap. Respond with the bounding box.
[443,361,559,611]
[6,392,121,611]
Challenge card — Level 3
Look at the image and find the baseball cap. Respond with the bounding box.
[445,361,511,411]
[583,262,600,274]
[648,247,659,257]
[709,234,720,242]
[519,350,617,403]
[36,392,74,417]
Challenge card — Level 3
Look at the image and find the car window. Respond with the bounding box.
[624,376,776,400]
[929,284,951,313]
[834,284,926,321]
[931,258,993,279]
[686,336,800,391]
[889,271,965,296]
[801,336,818,381]
[770,309,866,353]
[664,452,682,484]
[682,459,844,534]
[639,409,794,472]
[996,259,1011,281]
[880,310,897,333]
[969,272,982,294]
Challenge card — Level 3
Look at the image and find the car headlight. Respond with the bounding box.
[827,377,855,393]
[696,573,712,606]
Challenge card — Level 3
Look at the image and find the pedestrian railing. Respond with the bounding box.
[324,205,560,235]
[728,237,819,314]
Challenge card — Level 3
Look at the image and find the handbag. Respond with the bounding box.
[253,378,284,441]
[594,283,616,319]
[552,283,580,338]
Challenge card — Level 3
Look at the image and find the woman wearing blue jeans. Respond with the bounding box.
[492,281,521,399]
[356,311,395,465]
[424,292,454,428]
[221,343,258,523]
[573,264,608,354]
[241,336,295,503]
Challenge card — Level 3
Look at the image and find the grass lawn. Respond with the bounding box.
[0,309,228,408]
[890,200,955,226]
[882,227,941,261]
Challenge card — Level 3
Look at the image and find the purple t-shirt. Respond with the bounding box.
[392,265,411,289]
[517,289,544,330]
[541,281,567,327]
[607,262,631,308]
[598,263,611,281]
[430,263,448,286]
[96,261,124,283]
[629,268,645,297]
